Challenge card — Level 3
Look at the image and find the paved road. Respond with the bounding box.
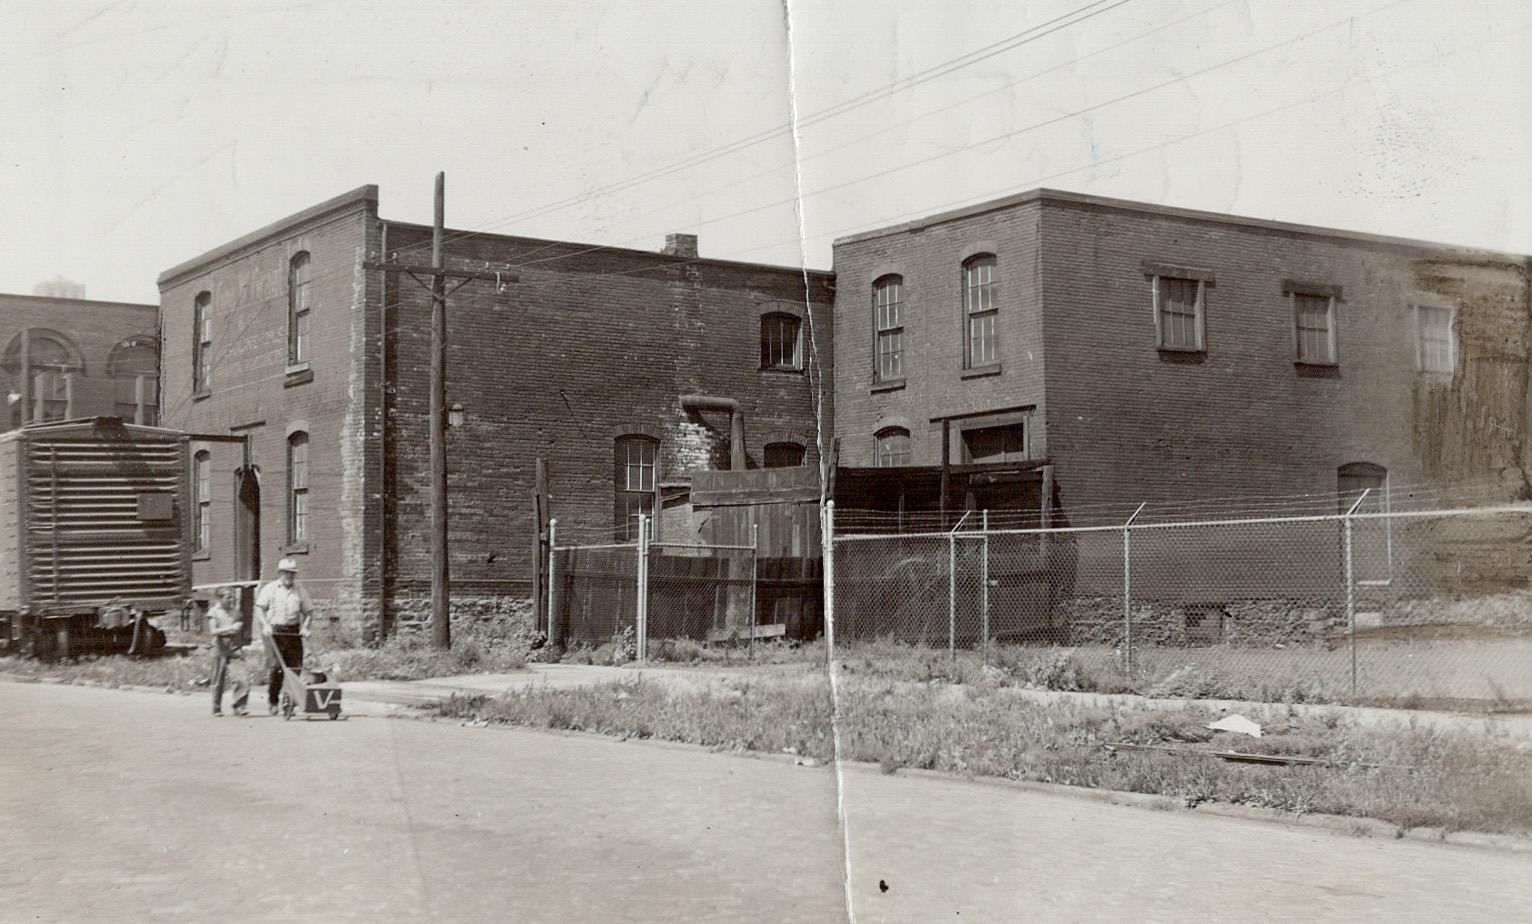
[2,682,1530,923]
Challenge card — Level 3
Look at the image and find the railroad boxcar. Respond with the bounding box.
[0,417,192,658]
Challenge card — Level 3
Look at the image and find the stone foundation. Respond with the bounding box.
[1060,596,1342,647]
[387,594,538,643]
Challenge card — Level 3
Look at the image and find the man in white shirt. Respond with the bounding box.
[207,586,249,717]
[254,558,313,715]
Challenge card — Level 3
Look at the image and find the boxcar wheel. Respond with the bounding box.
[328,706,340,720]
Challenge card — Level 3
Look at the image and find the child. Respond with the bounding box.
[208,586,250,717]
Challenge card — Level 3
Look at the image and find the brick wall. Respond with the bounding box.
[158,188,381,633]
[831,190,1530,524]
[831,200,1047,467]
[1038,197,1531,521]
[0,294,159,424]
[379,224,833,626]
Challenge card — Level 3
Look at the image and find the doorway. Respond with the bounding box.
[234,467,261,645]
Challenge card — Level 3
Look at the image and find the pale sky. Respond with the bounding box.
[2,0,1528,305]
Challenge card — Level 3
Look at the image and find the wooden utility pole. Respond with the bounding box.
[364,172,517,650]
[428,173,450,649]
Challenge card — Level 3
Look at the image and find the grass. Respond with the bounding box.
[434,672,1532,837]
[635,636,1532,712]
[0,622,531,690]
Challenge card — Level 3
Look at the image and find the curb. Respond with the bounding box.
[11,669,1531,855]
[396,706,1532,856]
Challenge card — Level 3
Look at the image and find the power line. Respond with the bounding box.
[583,10,1514,282]
[503,0,1242,270]
[512,0,1411,274]
[381,0,1138,264]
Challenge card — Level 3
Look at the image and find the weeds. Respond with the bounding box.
[434,672,1532,837]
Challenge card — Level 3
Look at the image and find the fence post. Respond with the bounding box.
[981,510,990,665]
[636,513,649,663]
[749,520,759,651]
[948,530,957,660]
[823,501,836,664]
[1123,503,1145,679]
[1344,489,1368,699]
[546,518,558,644]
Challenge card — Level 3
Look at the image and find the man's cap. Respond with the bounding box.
[277,558,299,573]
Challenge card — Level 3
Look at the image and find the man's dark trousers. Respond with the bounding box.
[266,628,304,707]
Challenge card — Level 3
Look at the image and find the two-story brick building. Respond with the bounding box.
[158,185,832,639]
[1,292,159,430]
[832,189,1532,525]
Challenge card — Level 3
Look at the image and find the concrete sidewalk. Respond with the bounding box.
[339,661,1532,738]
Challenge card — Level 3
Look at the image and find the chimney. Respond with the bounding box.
[662,233,698,258]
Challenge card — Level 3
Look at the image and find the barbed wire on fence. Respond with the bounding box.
[827,501,1532,706]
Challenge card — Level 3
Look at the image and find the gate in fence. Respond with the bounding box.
[547,514,761,657]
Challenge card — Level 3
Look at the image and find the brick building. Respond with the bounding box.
[158,185,832,638]
[832,189,1532,524]
[1,292,159,430]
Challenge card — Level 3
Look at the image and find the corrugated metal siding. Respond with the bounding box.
[0,438,18,612]
[24,436,188,609]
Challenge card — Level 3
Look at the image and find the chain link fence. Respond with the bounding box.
[828,502,1532,705]
[547,516,759,656]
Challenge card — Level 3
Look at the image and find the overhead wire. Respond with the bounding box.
[380,0,1139,264]
[580,10,1520,282]
[512,0,1413,275]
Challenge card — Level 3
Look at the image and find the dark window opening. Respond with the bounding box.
[764,442,805,468]
[961,422,1028,464]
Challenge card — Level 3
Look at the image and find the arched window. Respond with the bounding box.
[287,432,309,544]
[193,291,212,393]
[963,255,997,368]
[614,435,658,540]
[3,329,83,424]
[875,427,912,467]
[289,252,312,365]
[760,313,802,371]
[194,450,211,553]
[764,441,806,468]
[873,275,904,381]
[108,336,159,425]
